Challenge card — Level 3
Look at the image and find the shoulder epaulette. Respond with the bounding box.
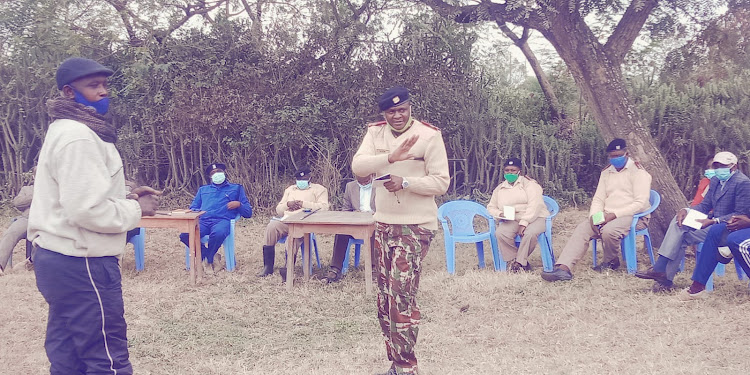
[421,121,441,131]
[633,161,644,169]
[523,175,536,182]
[602,165,611,172]
[367,121,387,127]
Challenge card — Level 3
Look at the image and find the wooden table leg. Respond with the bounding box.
[188,222,196,284]
[193,221,203,283]
[302,233,311,281]
[364,229,373,296]
[286,234,294,290]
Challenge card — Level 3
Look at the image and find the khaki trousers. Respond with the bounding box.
[556,215,648,270]
[495,217,546,266]
[264,220,301,249]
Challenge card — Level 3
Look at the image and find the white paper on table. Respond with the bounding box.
[682,209,708,230]
[271,214,290,222]
[503,206,516,221]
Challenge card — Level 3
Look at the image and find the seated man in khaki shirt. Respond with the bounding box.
[257,166,329,277]
[487,157,549,272]
[542,138,652,282]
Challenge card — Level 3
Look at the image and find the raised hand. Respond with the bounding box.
[388,135,419,163]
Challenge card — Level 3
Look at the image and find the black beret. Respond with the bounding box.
[205,163,226,176]
[504,158,522,168]
[295,166,311,179]
[606,138,627,152]
[56,57,114,90]
[378,87,410,111]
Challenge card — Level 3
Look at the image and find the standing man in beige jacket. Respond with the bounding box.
[352,87,450,375]
[542,139,652,282]
[486,158,549,272]
[29,57,160,375]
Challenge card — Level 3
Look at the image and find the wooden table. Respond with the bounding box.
[283,211,376,295]
[138,211,205,284]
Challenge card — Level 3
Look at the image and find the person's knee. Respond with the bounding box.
[600,227,623,241]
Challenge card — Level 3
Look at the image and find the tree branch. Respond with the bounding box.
[418,0,544,30]
[604,0,659,63]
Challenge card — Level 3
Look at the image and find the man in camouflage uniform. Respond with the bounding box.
[352,87,450,375]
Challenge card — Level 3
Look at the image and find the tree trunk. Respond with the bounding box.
[540,13,686,244]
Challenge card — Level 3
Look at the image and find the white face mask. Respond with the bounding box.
[211,172,226,185]
[358,182,373,190]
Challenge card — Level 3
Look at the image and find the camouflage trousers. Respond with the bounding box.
[375,222,435,375]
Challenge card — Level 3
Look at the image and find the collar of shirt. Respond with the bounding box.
[499,178,523,189]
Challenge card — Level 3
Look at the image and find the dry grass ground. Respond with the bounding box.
[1,209,750,375]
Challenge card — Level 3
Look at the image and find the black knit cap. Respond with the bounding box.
[606,138,627,152]
[56,57,114,90]
[205,162,226,176]
[504,157,522,168]
[378,87,409,111]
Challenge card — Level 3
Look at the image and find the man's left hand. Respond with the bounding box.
[516,225,526,237]
[696,218,715,229]
[383,175,404,192]
[603,212,616,224]
[227,201,241,210]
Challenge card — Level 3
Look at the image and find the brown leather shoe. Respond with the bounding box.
[635,267,668,284]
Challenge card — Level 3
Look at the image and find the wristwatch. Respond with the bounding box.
[401,179,409,190]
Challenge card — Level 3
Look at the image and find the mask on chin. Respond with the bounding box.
[73,89,110,115]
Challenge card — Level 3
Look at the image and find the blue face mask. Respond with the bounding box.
[211,172,226,185]
[715,167,734,182]
[609,155,628,169]
[73,89,110,115]
[704,169,716,179]
[296,180,310,190]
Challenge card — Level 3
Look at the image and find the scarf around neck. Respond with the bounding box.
[46,97,117,143]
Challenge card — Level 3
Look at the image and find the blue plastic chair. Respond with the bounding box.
[438,200,503,274]
[280,233,321,273]
[592,190,660,274]
[183,215,240,272]
[514,195,560,272]
[342,238,364,275]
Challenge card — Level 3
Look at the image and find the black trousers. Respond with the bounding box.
[34,247,133,375]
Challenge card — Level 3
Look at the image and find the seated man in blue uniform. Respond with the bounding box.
[180,162,253,275]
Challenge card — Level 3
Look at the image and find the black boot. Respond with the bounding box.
[256,245,275,277]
